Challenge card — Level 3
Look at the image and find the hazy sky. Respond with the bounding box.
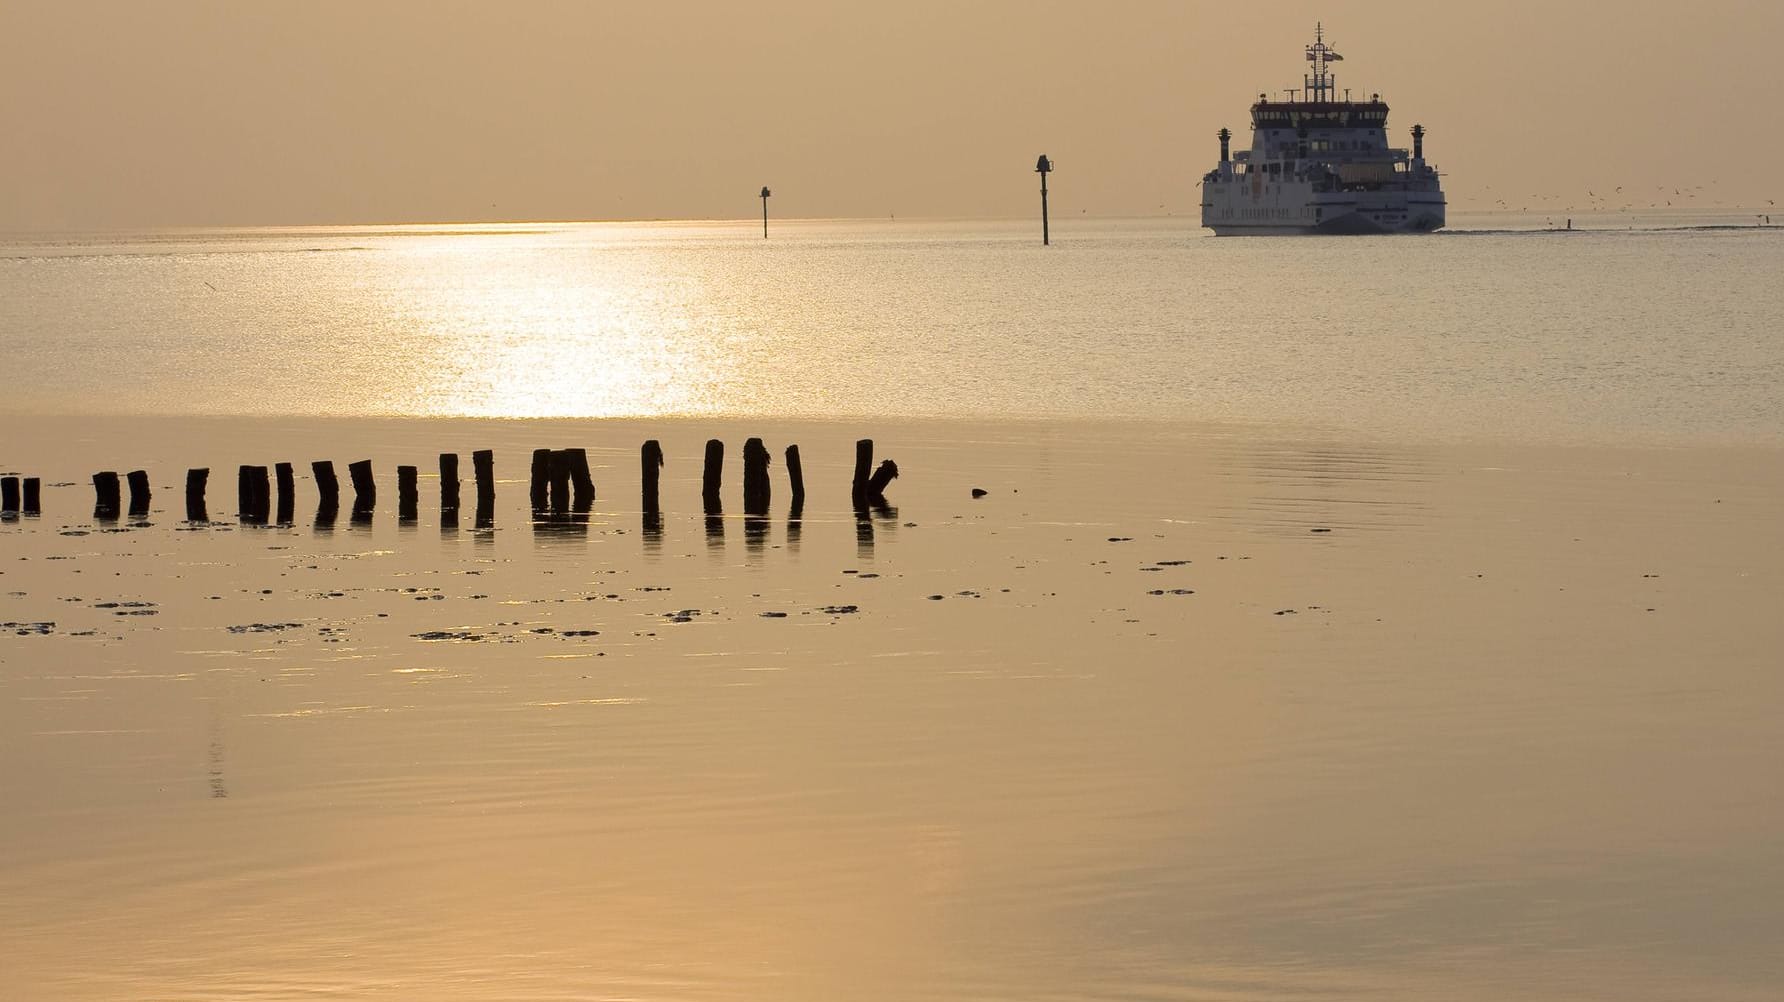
[3,1,1780,230]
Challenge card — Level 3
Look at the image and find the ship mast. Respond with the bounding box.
[1303,22,1342,103]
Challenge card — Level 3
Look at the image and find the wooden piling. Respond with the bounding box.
[439,453,461,513]
[472,449,495,525]
[702,439,724,514]
[93,471,122,520]
[21,477,40,515]
[126,470,151,517]
[312,460,340,513]
[852,439,873,505]
[743,438,771,516]
[348,460,376,515]
[186,468,209,522]
[529,449,552,514]
[641,440,664,515]
[397,465,419,521]
[237,465,270,524]
[563,448,595,512]
[275,463,295,524]
[784,444,805,509]
[0,476,17,513]
[546,450,572,516]
[867,460,899,501]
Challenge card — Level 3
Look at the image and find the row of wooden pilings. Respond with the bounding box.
[62,439,897,525]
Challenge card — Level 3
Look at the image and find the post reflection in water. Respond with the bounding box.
[744,514,769,557]
[705,513,725,551]
[642,511,663,555]
[853,499,897,556]
[786,501,803,554]
[532,512,589,544]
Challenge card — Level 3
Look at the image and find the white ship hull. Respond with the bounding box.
[1201,179,1445,236]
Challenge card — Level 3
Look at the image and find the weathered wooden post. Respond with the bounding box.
[545,450,572,517]
[743,437,771,516]
[784,444,806,511]
[852,439,873,506]
[185,468,209,521]
[761,186,771,238]
[1035,154,1053,246]
[397,465,419,521]
[348,460,376,517]
[0,476,17,514]
[238,465,269,525]
[124,470,151,518]
[472,449,495,526]
[21,477,40,515]
[275,463,295,524]
[439,453,460,513]
[253,466,272,522]
[702,439,724,514]
[93,471,121,520]
[867,460,899,502]
[564,448,595,512]
[641,440,664,515]
[312,461,340,514]
[529,449,551,514]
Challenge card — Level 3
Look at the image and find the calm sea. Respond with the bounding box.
[2,214,1780,443]
[3,219,1783,1001]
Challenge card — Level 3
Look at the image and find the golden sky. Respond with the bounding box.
[2,0,1778,229]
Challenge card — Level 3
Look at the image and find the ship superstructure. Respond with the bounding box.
[1201,25,1445,235]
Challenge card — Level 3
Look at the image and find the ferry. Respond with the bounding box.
[1201,25,1446,235]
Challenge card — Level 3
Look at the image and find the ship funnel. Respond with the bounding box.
[1412,124,1425,161]
[1218,128,1231,164]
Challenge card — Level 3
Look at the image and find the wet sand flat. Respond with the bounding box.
[3,415,1782,1001]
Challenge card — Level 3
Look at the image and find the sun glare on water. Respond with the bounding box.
[357,224,750,418]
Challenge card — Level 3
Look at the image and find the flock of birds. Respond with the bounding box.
[1477,181,1775,220]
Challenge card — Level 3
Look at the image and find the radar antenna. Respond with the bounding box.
[1304,22,1343,102]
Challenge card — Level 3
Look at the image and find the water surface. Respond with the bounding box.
[3,220,1783,1000]
[2,216,1779,444]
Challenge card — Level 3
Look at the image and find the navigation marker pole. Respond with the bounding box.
[1035,154,1053,246]
[760,186,771,238]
